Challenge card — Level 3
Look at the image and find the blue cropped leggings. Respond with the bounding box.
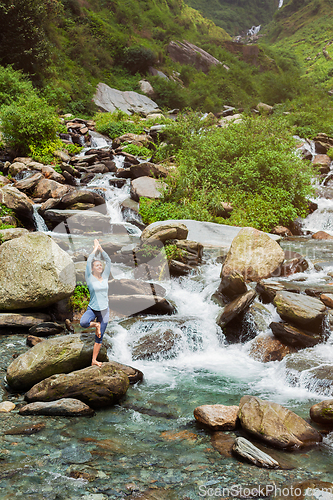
[80,306,109,344]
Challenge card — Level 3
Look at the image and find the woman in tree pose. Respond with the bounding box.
[80,239,112,366]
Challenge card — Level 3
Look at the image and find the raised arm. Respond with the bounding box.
[101,250,112,279]
[85,251,96,282]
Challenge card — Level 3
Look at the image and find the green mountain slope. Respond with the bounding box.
[184,0,280,34]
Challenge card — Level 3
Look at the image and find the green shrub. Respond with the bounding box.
[69,282,90,311]
[0,94,60,154]
[121,46,156,74]
[0,204,14,218]
[94,111,145,139]
[164,243,184,262]
[0,66,35,108]
[122,144,151,158]
[149,76,189,110]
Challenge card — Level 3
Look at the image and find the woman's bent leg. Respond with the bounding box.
[80,307,96,328]
[91,308,109,367]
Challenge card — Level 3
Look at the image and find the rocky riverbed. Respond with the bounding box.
[1,120,333,498]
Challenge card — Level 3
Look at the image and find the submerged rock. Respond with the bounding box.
[232,436,280,468]
[19,398,94,417]
[222,227,285,282]
[238,395,322,449]
[0,402,16,413]
[6,333,108,391]
[132,329,180,360]
[4,423,45,435]
[0,233,76,311]
[249,335,297,362]
[310,400,333,426]
[25,363,130,409]
[194,404,239,430]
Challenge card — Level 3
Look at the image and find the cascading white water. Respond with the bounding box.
[278,0,284,8]
[303,198,333,234]
[32,205,49,232]
[247,25,261,36]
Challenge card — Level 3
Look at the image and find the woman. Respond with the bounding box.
[80,239,112,367]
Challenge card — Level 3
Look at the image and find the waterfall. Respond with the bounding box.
[32,205,49,232]
[247,25,261,36]
[278,0,284,7]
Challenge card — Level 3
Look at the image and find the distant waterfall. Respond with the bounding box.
[247,25,261,36]
[278,0,284,7]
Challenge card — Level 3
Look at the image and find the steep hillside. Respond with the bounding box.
[184,0,280,34]
[264,0,333,90]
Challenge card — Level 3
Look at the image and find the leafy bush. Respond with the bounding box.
[122,144,151,158]
[164,243,184,262]
[0,204,14,218]
[0,94,60,154]
[69,281,90,311]
[121,46,156,74]
[94,111,145,139]
[143,113,315,231]
[0,66,35,108]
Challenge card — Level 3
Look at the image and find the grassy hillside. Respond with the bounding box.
[184,0,280,35]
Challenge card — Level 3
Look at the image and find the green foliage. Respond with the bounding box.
[0,223,15,231]
[149,77,189,110]
[327,148,333,160]
[29,139,63,165]
[69,281,90,311]
[122,144,151,158]
[0,66,35,108]
[143,113,315,231]
[0,204,14,218]
[0,94,60,154]
[121,46,156,74]
[164,243,184,262]
[93,111,145,139]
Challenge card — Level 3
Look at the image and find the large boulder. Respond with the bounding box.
[34,178,73,200]
[25,363,130,408]
[130,176,167,202]
[0,185,34,223]
[222,227,285,282]
[194,405,239,430]
[14,172,44,192]
[0,227,29,242]
[167,40,221,74]
[273,291,326,332]
[93,83,159,115]
[238,395,322,449]
[19,398,94,417]
[0,233,76,310]
[310,400,333,426]
[6,333,109,391]
[249,335,297,363]
[132,329,180,360]
[109,278,166,297]
[127,162,168,179]
[141,222,188,242]
[59,190,95,209]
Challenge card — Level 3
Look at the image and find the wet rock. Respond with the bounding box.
[217,290,256,328]
[4,423,45,435]
[313,154,332,174]
[132,329,180,360]
[141,222,188,242]
[130,176,167,202]
[232,436,279,468]
[59,190,95,209]
[211,432,235,457]
[0,227,29,242]
[106,361,143,384]
[256,280,288,303]
[273,250,309,277]
[312,231,333,240]
[26,335,44,347]
[273,291,326,332]
[109,294,175,316]
[25,363,130,409]
[310,400,333,426]
[169,260,196,276]
[277,481,333,500]
[41,165,65,183]
[43,209,111,232]
[0,402,16,413]
[93,82,160,115]
[127,162,168,179]
[8,161,28,176]
[238,395,322,449]
[222,227,285,282]
[109,178,127,188]
[270,322,324,348]
[217,271,247,299]
[0,185,34,224]
[121,197,139,215]
[14,172,44,192]
[34,178,73,200]
[285,354,333,396]
[109,278,166,298]
[0,312,51,329]
[6,333,108,391]
[28,322,65,337]
[194,404,239,430]
[19,398,95,417]
[0,233,76,311]
[320,293,333,308]
[249,335,297,362]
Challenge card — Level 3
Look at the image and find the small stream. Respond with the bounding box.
[1,139,333,498]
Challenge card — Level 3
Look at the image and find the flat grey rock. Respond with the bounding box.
[94,83,159,115]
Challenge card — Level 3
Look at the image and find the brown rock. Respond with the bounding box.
[249,335,297,362]
[132,329,180,360]
[128,162,168,179]
[217,290,256,327]
[320,293,333,308]
[211,432,235,457]
[14,172,43,192]
[194,404,239,430]
[270,321,324,348]
[141,222,188,242]
[217,271,247,299]
[310,399,333,426]
[4,423,45,435]
[19,398,94,417]
[130,176,166,202]
[313,154,332,174]
[34,178,73,200]
[273,291,326,332]
[312,231,333,240]
[26,335,44,347]
[270,226,293,237]
[167,40,222,74]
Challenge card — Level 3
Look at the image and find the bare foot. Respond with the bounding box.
[91,359,102,367]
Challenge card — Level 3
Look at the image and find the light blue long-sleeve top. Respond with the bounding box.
[85,250,112,311]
